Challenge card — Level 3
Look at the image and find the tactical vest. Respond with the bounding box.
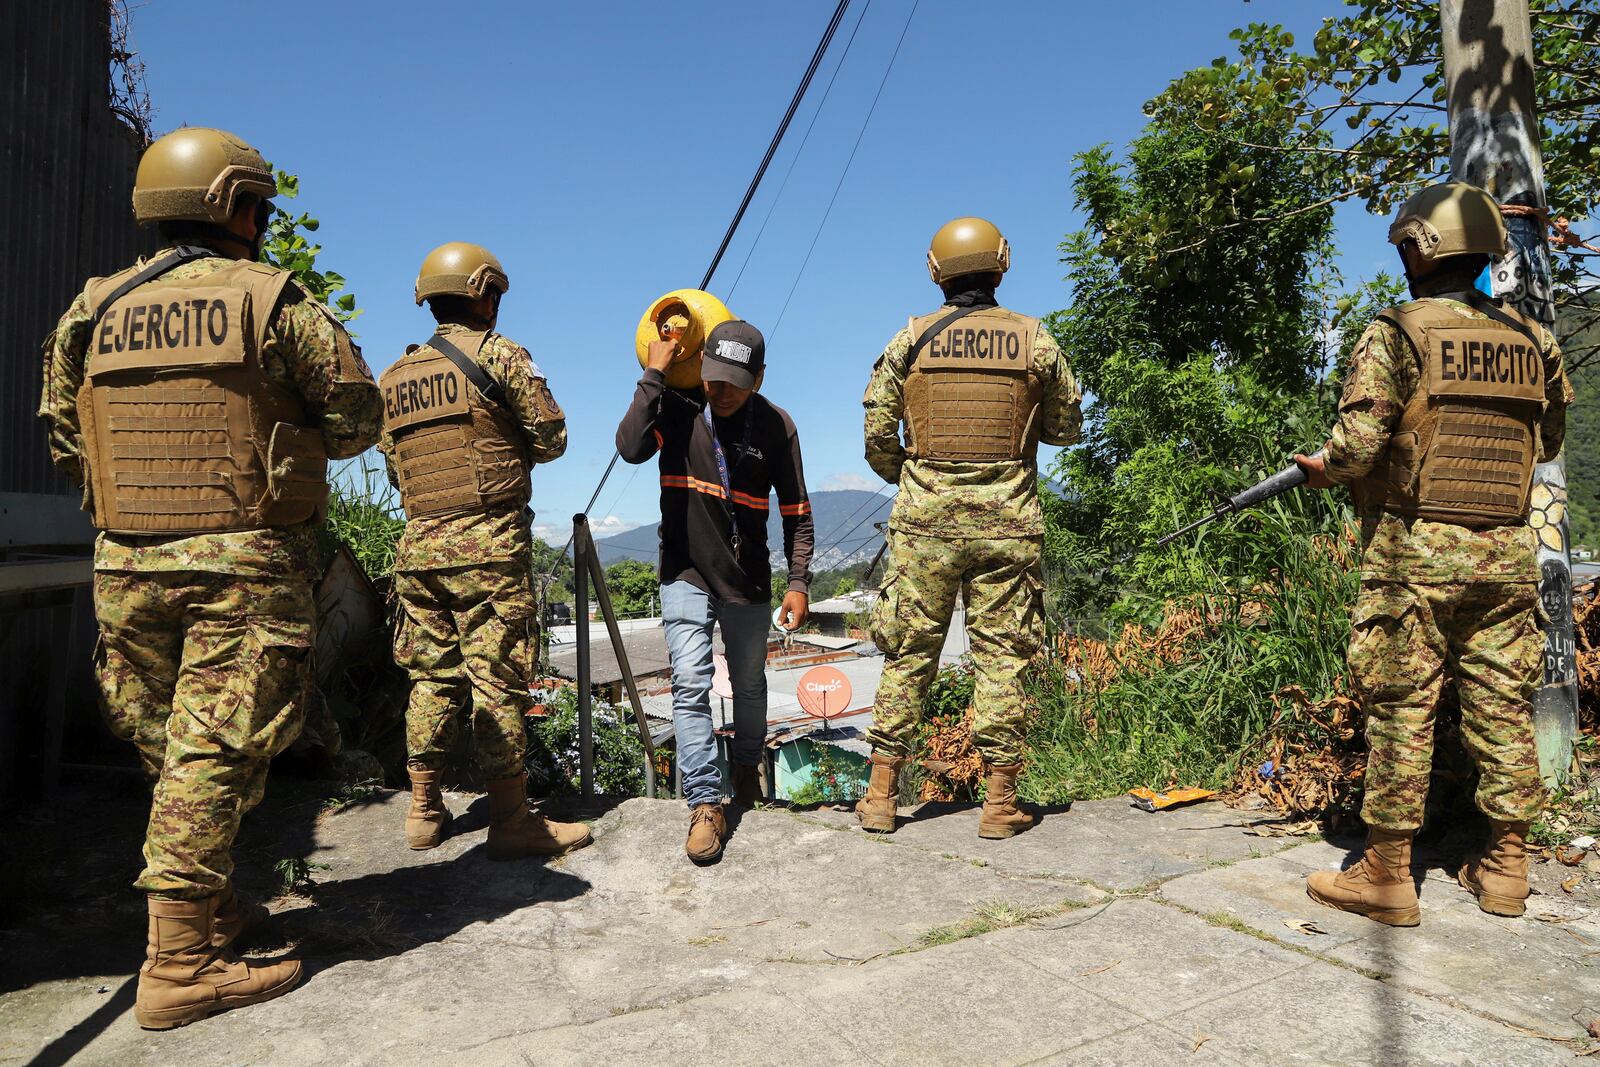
[380,332,531,519]
[903,306,1043,462]
[1355,298,1547,527]
[78,257,329,535]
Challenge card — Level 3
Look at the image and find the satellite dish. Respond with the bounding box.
[796,665,852,720]
[711,653,733,699]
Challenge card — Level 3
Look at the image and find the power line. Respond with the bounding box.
[727,0,874,302]
[769,0,921,343]
[699,0,854,292]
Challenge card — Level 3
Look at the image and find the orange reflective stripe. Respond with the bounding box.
[652,429,664,449]
[779,500,811,517]
[659,475,769,510]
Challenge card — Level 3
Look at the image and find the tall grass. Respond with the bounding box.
[322,455,406,578]
[1023,489,1359,804]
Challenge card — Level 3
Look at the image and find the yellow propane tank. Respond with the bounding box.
[634,289,735,390]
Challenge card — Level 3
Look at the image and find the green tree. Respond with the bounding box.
[1046,59,1347,619]
[604,559,659,618]
[1163,6,1600,369]
[530,537,575,605]
[260,169,360,322]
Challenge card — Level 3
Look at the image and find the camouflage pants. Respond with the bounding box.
[94,570,313,899]
[866,531,1044,763]
[392,559,536,779]
[1352,579,1545,830]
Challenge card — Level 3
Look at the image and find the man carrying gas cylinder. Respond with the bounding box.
[378,242,591,859]
[1297,184,1571,926]
[616,308,815,864]
[856,217,1083,838]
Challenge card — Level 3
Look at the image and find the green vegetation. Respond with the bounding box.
[525,684,651,797]
[261,169,360,323]
[604,559,659,617]
[787,743,868,806]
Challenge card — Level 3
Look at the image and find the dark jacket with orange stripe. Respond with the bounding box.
[616,368,813,605]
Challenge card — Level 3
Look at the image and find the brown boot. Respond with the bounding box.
[686,803,727,864]
[485,774,592,861]
[405,767,451,850]
[978,762,1037,839]
[1458,819,1532,917]
[212,884,269,950]
[731,763,763,808]
[1306,828,1420,927]
[135,895,301,1030]
[854,752,904,833]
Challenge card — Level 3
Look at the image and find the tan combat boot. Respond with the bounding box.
[405,767,451,850]
[1305,828,1420,926]
[686,803,727,864]
[854,752,904,833]
[1458,819,1533,917]
[979,762,1037,839]
[212,883,269,950]
[485,773,592,861]
[731,763,763,808]
[135,895,301,1030]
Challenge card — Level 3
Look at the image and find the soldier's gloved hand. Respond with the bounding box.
[646,338,680,373]
[777,591,809,632]
[1294,451,1333,490]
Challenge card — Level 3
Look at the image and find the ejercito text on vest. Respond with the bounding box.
[380,332,532,519]
[904,306,1044,463]
[78,259,329,536]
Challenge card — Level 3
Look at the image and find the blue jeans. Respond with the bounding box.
[660,580,770,808]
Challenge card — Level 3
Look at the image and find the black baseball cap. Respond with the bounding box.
[701,320,765,389]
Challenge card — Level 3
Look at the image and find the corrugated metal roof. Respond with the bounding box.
[1,1,155,498]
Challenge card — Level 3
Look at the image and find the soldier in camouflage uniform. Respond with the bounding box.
[1299,183,1571,926]
[856,217,1082,838]
[378,242,590,860]
[37,128,382,1027]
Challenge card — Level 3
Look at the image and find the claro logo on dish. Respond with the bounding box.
[795,666,852,720]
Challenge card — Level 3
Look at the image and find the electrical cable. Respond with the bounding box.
[699,0,853,292]
[768,0,920,343]
[726,0,874,302]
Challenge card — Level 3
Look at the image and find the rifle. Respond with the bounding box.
[1154,451,1323,549]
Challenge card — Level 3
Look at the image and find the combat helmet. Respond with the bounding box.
[1387,182,1508,262]
[927,217,1011,285]
[414,242,510,305]
[132,127,277,225]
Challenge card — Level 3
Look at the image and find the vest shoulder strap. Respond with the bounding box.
[426,331,509,411]
[89,245,214,325]
[907,303,996,369]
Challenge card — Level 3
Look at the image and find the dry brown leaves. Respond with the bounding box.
[919,705,984,801]
[1226,677,1367,826]
[1575,579,1600,734]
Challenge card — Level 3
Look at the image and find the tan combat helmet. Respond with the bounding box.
[132,127,277,225]
[927,217,1011,285]
[414,242,510,305]
[1387,182,1508,261]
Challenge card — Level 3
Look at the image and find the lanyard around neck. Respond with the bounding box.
[702,403,754,558]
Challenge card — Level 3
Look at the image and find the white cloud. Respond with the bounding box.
[534,514,639,547]
[820,472,879,493]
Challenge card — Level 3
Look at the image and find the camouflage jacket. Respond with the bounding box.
[1324,290,1572,584]
[379,323,567,572]
[863,312,1082,538]
[38,246,383,578]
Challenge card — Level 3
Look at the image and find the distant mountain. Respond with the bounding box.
[593,488,894,570]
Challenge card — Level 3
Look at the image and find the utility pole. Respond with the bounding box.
[1442,0,1577,781]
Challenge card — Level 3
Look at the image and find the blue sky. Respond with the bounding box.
[131,0,1391,545]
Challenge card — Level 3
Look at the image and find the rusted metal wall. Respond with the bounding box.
[1,0,155,793]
